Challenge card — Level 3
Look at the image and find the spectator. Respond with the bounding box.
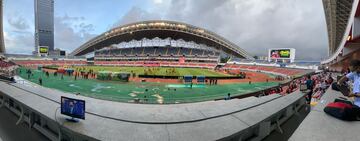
[225,93,231,100]
[305,75,314,103]
[338,60,360,107]
[320,80,328,92]
[38,77,42,85]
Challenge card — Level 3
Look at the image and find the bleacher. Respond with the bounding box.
[154,47,167,56]
[143,47,155,56]
[0,60,15,68]
[167,47,179,56]
[121,48,132,56]
[13,60,87,66]
[0,60,18,77]
[222,64,309,76]
[94,61,217,69]
[179,48,191,56]
[94,46,220,68]
[96,47,220,58]
[191,49,203,56]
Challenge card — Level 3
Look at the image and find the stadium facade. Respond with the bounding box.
[0,0,5,54]
[70,20,253,59]
[322,0,360,71]
[34,0,54,54]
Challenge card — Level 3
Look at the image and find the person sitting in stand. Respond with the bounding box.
[338,60,360,107]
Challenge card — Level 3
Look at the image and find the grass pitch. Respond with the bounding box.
[71,66,231,77]
[18,67,278,104]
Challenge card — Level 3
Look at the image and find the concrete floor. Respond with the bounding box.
[0,108,49,141]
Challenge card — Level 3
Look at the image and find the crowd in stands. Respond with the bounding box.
[257,71,333,101]
[95,47,220,58]
[13,60,87,66]
[230,59,320,70]
[222,64,308,76]
[0,58,17,77]
[303,72,334,102]
[94,61,217,69]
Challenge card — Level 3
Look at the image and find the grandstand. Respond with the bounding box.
[94,38,220,68]
[70,20,253,59]
[222,64,309,77]
[5,55,87,67]
[0,19,322,141]
[13,59,87,66]
[0,59,17,77]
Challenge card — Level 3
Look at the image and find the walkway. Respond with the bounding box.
[289,88,360,141]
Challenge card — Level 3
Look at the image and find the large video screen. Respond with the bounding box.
[39,46,49,54]
[61,96,85,119]
[60,51,66,56]
[270,49,291,59]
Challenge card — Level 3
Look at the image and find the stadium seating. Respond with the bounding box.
[96,47,219,58]
[0,60,15,68]
[94,61,217,69]
[13,60,87,66]
[0,60,17,77]
[94,46,220,69]
[222,64,307,76]
[155,47,167,55]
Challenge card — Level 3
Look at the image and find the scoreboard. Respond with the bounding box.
[268,48,295,63]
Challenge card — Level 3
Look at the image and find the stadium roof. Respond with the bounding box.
[322,0,358,64]
[70,20,253,59]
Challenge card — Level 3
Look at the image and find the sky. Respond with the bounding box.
[3,0,329,60]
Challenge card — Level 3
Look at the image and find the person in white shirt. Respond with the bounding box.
[320,80,327,92]
[338,60,360,107]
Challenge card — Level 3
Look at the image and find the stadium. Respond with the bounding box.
[0,19,318,141]
[7,20,315,105]
[0,1,359,140]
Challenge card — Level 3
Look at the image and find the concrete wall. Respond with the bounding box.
[0,81,307,141]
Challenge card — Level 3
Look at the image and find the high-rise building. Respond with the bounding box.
[0,0,5,54]
[34,0,54,55]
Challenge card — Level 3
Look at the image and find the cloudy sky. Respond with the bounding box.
[3,0,328,60]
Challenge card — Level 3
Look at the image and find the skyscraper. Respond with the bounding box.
[34,0,54,55]
[0,0,5,54]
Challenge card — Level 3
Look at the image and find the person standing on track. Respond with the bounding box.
[38,77,43,85]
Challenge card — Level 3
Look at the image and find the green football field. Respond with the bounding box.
[17,67,278,104]
[71,66,231,77]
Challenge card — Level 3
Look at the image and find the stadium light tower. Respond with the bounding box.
[0,0,5,54]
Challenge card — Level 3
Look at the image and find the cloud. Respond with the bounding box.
[152,0,163,4]
[111,6,161,28]
[7,16,30,31]
[141,0,328,60]
[4,14,97,54]
[4,0,328,60]
[54,15,97,53]
[4,31,34,54]
[4,14,34,54]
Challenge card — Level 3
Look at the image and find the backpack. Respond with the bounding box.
[323,98,360,121]
[331,82,340,91]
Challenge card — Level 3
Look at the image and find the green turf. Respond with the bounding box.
[17,67,279,104]
[71,66,231,77]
